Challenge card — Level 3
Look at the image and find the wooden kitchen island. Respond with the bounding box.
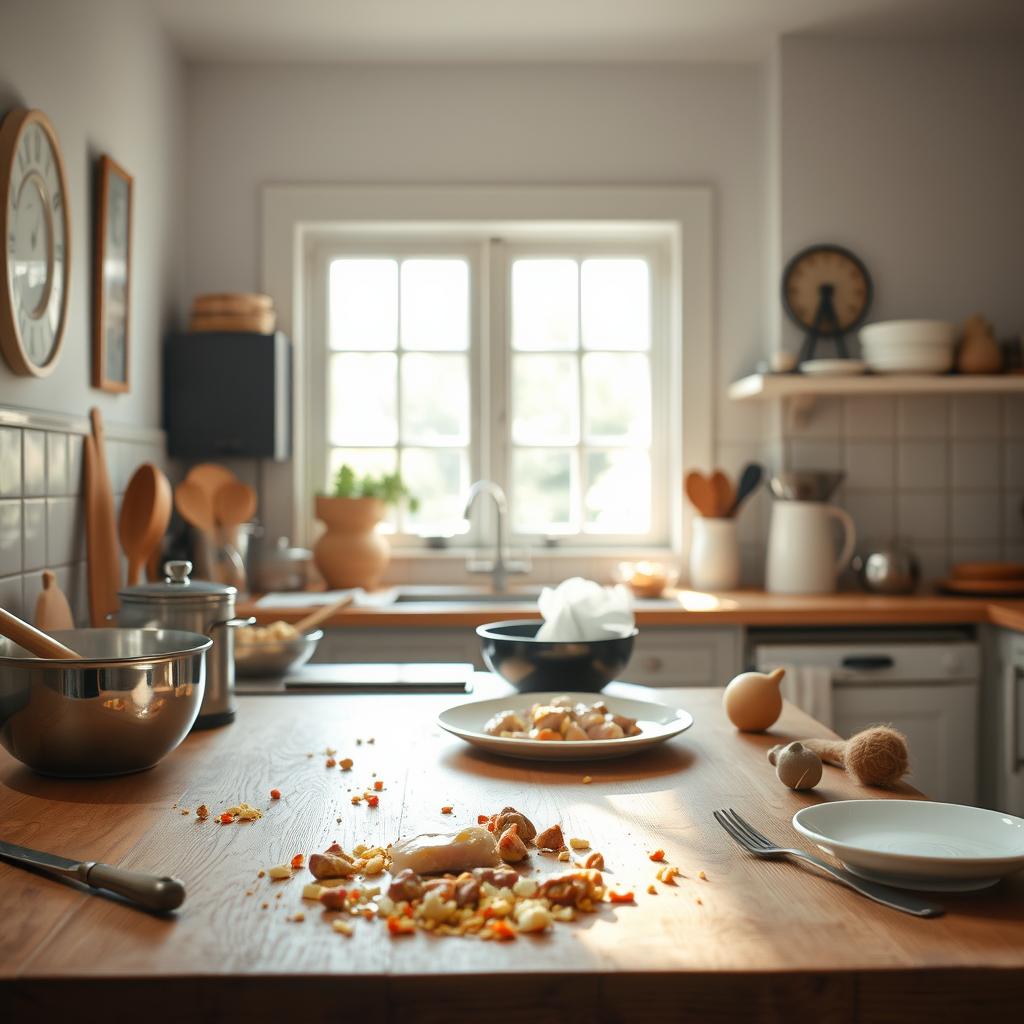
[2,681,1023,1023]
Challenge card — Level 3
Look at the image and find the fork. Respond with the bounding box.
[713,808,944,918]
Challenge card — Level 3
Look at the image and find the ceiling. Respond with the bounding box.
[154,0,1024,64]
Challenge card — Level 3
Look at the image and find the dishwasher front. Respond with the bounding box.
[752,634,980,805]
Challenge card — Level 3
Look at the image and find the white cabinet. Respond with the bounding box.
[615,628,743,688]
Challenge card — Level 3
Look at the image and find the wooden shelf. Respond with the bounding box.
[729,373,1024,402]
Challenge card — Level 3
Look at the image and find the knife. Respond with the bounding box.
[0,838,185,912]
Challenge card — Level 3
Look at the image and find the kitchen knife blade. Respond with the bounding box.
[0,838,185,912]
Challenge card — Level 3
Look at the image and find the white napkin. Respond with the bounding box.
[779,664,834,729]
[536,577,635,642]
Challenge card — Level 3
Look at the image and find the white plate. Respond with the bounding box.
[437,691,693,761]
[793,799,1024,891]
[800,359,867,377]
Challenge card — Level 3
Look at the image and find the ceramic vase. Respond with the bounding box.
[688,517,740,591]
[313,496,390,589]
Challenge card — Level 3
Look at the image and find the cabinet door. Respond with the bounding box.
[620,628,743,687]
[833,683,977,804]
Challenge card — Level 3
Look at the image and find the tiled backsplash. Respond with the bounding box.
[0,411,166,626]
[719,393,1024,586]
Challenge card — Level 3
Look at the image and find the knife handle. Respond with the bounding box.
[82,862,186,912]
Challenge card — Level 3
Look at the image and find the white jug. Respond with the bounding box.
[766,500,856,594]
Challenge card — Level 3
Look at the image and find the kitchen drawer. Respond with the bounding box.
[619,628,742,687]
[316,628,482,666]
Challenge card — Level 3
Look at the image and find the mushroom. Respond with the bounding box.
[768,741,823,791]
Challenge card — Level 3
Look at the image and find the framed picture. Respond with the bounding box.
[92,155,132,392]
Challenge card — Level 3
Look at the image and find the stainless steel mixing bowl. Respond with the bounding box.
[234,629,323,678]
[0,628,211,778]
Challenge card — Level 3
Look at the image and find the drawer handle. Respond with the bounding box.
[641,656,664,672]
[840,655,894,671]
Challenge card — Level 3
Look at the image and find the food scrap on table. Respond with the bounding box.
[484,695,642,742]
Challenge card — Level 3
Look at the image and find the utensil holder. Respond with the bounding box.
[688,517,740,591]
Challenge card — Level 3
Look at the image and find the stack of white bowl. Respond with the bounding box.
[858,319,957,374]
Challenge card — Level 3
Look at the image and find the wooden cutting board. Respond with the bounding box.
[84,408,121,626]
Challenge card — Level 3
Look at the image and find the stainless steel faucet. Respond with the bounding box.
[462,480,528,592]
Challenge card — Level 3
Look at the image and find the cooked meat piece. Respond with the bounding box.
[390,826,501,875]
[484,709,527,736]
[387,868,425,902]
[612,713,641,735]
[535,823,565,851]
[563,721,588,741]
[492,807,537,843]
[497,823,529,862]
[319,888,349,910]
[422,877,456,901]
[455,874,481,907]
[529,727,564,741]
[472,866,521,890]
[550,695,575,708]
[538,868,605,908]
[587,721,625,740]
[531,705,567,731]
[575,710,605,730]
[309,851,358,879]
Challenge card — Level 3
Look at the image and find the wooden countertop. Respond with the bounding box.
[2,680,1022,1022]
[242,588,1024,630]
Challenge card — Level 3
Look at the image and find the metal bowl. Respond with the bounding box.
[233,629,323,678]
[0,628,211,778]
[477,620,638,693]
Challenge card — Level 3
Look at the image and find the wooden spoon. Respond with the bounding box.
[729,462,764,517]
[119,464,173,586]
[213,481,257,548]
[710,471,735,518]
[174,479,216,540]
[293,593,355,633]
[684,471,716,518]
[186,463,237,504]
[0,606,80,659]
[34,570,74,631]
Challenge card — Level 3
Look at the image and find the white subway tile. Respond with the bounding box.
[784,396,842,439]
[897,396,948,438]
[22,499,46,571]
[1004,491,1024,543]
[897,440,948,490]
[844,441,895,490]
[897,492,947,543]
[46,497,85,567]
[0,574,24,619]
[911,542,950,583]
[951,440,1001,489]
[46,433,68,496]
[1005,441,1024,488]
[843,491,895,545]
[22,430,46,497]
[0,427,21,497]
[0,500,21,576]
[786,438,843,471]
[950,492,1001,541]
[843,396,895,439]
[951,395,1001,438]
[1003,396,1024,436]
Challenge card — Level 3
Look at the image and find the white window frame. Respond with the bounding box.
[262,185,713,558]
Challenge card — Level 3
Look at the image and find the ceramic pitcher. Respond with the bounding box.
[766,500,856,594]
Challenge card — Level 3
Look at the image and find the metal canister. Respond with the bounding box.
[116,561,253,728]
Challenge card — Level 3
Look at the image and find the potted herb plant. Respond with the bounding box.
[313,465,418,589]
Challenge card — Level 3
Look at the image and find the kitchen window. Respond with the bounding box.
[310,231,671,547]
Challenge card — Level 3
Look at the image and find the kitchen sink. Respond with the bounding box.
[393,585,544,604]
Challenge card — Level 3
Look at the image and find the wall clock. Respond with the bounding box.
[0,108,70,377]
[781,244,872,366]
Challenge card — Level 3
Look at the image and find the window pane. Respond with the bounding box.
[400,447,468,535]
[512,448,574,533]
[584,449,651,534]
[401,353,469,445]
[512,354,578,445]
[329,259,398,351]
[582,353,651,445]
[329,353,397,445]
[511,259,578,351]
[581,258,650,351]
[400,259,469,351]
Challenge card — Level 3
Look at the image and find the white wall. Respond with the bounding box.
[184,61,767,448]
[0,0,185,429]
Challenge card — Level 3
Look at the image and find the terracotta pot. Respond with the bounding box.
[313,496,390,590]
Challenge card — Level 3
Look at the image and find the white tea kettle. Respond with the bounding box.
[766,500,856,594]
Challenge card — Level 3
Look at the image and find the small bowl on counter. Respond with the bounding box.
[0,628,211,777]
[477,620,638,693]
[613,560,679,599]
[233,624,323,678]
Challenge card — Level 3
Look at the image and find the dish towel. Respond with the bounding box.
[779,664,834,729]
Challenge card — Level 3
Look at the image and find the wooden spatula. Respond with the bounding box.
[119,464,173,586]
[34,570,74,631]
[175,479,216,542]
[684,472,716,518]
[710,471,735,518]
[84,409,122,626]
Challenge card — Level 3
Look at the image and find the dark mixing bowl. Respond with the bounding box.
[477,620,638,693]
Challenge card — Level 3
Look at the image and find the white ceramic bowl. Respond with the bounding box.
[859,319,957,347]
[859,319,957,374]
[793,799,1024,891]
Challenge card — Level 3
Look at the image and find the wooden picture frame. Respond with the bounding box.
[92,155,132,392]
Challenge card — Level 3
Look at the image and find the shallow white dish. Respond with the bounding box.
[793,799,1024,891]
[859,318,956,347]
[437,691,693,761]
[801,359,867,377]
